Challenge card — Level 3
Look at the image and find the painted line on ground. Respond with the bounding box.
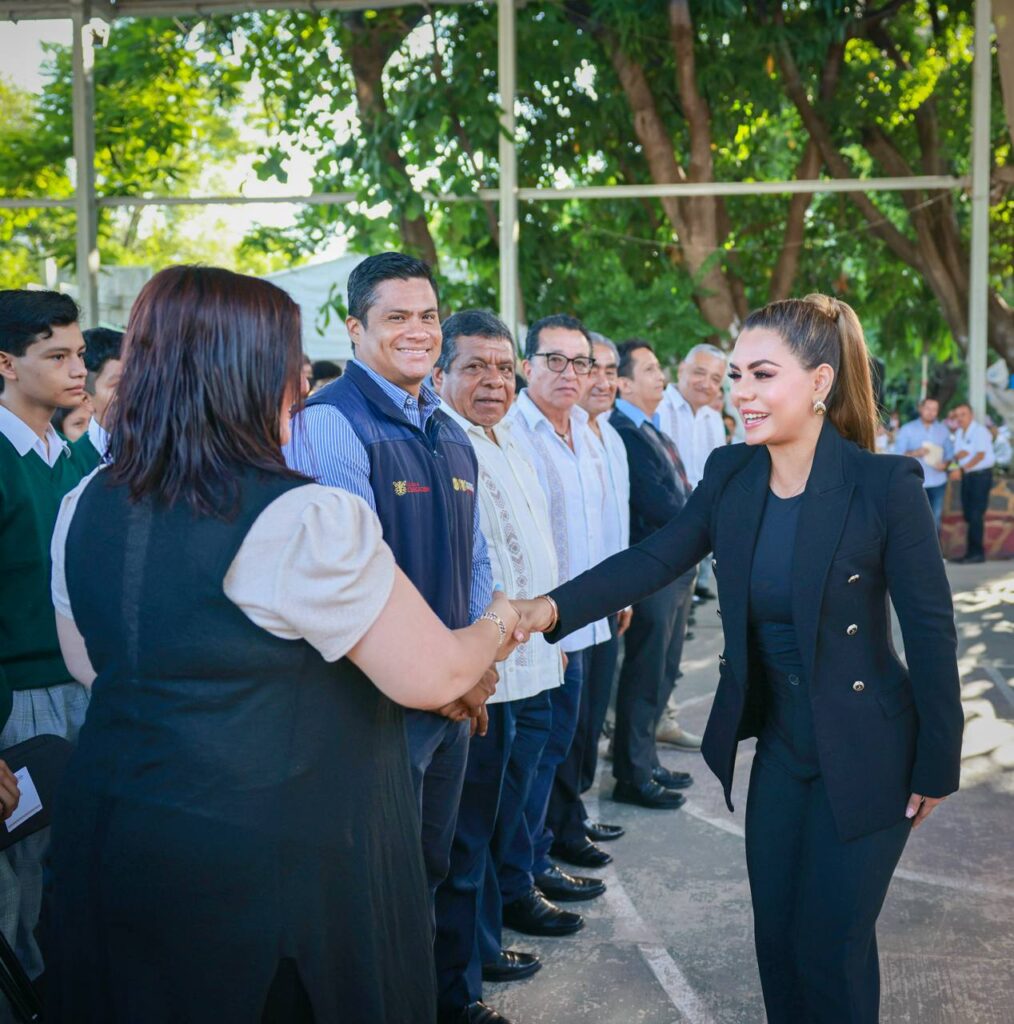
[586,792,716,1023]
[597,863,718,1024]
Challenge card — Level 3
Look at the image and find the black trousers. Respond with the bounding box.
[579,616,620,795]
[546,622,619,846]
[613,569,695,786]
[960,468,993,558]
[745,755,910,1023]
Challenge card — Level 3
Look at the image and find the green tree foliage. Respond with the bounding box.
[201,1,1009,366]
[0,18,244,283]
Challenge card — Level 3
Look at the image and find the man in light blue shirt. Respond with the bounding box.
[285,253,496,929]
[894,397,953,530]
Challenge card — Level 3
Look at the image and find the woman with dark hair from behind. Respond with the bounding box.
[46,265,519,1024]
[512,294,963,1023]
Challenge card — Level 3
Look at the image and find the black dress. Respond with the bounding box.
[49,471,437,1023]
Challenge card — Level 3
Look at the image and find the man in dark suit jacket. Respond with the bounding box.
[608,340,698,808]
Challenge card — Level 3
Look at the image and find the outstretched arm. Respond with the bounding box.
[515,448,727,642]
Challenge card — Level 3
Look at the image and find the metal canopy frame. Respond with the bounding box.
[0,0,995,414]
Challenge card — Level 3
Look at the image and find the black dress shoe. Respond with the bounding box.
[584,819,625,842]
[481,949,542,983]
[534,864,606,902]
[613,779,687,809]
[695,586,716,601]
[652,765,694,790]
[958,554,985,564]
[502,888,584,936]
[440,1000,513,1024]
[550,836,613,868]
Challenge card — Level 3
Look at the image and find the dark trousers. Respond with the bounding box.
[480,690,553,951]
[579,616,620,794]
[614,571,695,785]
[547,623,618,845]
[745,755,910,1024]
[960,468,993,558]
[530,650,587,875]
[434,702,516,1013]
[405,710,470,914]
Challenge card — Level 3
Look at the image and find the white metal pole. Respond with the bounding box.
[72,1,99,327]
[968,0,992,418]
[497,0,519,344]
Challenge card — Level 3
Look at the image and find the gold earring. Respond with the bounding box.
[813,399,827,416]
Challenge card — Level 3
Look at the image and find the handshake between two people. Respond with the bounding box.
[437,592,560,737]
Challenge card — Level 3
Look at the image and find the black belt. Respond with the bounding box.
[964,467,994,475]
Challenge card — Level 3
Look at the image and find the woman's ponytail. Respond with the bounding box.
[742,294,879,451]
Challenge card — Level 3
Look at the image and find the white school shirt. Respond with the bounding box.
[0,403,69,468]
[955,420,996,471]
[657,385,725,488]
[86,417,109,460]
[440,404,564,703]
[505,392,611,653]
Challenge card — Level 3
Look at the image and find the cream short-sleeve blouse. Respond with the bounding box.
[51,471,397,663]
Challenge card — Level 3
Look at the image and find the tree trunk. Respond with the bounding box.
[769,41,844,301]
[590,2,743,339]
[995,0,1014,150]
[776,33,1014,366]
[343,14,439,269]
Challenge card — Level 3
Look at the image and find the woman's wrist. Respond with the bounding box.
[538,594,559,632]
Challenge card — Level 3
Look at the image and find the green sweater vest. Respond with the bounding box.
[0,433,91,729]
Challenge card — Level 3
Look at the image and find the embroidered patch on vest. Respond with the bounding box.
[393,480,431,495]
[451,477,475,494]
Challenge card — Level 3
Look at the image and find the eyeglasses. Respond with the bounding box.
[533,352,596,375]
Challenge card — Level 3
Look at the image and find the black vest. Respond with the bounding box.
[306,362,478,628]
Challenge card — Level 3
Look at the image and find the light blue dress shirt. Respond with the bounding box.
[284,359,493,622]
[614,397,662,432]
[894,418,953,489]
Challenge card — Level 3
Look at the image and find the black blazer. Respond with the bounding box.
[608,407,689,545]
[548,420,963,840]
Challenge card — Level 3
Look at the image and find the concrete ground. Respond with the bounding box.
[486,561,1014,1024]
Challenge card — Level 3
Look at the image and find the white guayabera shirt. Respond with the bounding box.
[505,391,611,654]
[657,384,726,488]
[440,403,564,703]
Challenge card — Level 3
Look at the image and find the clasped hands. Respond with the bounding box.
[437,593,557,736]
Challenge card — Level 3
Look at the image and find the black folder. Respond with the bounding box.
[0,734,74,853]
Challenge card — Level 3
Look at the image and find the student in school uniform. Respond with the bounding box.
[0,289,93,1001]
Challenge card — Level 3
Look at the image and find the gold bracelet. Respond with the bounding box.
[539,594,560,631]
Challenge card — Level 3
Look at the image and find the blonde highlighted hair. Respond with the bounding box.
[741,294,878,451]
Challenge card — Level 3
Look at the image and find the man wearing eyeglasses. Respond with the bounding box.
[501,315,613,925]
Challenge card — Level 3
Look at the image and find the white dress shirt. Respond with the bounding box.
[586,415,630,558]
[440,403,564,703]
[955,420,996,471]
[505,391,611,653]
[0,403,70,468]
[657,384,725,487]
[86,417,109,460]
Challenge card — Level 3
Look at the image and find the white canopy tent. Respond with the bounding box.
[0,0,995,414]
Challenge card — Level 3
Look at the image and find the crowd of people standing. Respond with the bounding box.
[0,250,969,1023]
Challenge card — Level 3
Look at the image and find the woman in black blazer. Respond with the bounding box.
[512,295,964,1023]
